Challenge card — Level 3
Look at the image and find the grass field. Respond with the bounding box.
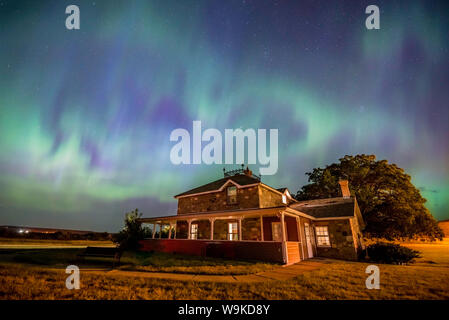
[0,237,114,247]
[0,248,277,275]
[120,251,278,275]
[0,239,448,299]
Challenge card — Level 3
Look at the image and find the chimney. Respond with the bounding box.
[338,179,351,198]
[243,166,252,177]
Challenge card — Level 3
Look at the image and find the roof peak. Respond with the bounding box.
[223,165,261,181]
[174,174,261,198]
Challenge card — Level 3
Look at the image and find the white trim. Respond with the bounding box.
[314,216,352,221]
[139,207,286,223]
[280,212,287,264]
[259,183,285,196]
[140,208,349,224]
[142,238,283,243]
[284,207,316,220]
[297,217,305,260]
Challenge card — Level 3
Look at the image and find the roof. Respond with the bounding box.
[138,206,290,223]
[174,174,261,198]
[277,188,288,193]
[289,197,355,219]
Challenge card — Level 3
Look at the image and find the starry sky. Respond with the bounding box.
[0,0,448,232]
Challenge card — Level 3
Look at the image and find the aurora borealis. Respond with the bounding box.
[0,0,448,231]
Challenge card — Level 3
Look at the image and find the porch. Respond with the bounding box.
[138,207,317,264]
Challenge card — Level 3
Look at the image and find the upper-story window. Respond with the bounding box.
[282,195,287,204]
[227,186,237,204]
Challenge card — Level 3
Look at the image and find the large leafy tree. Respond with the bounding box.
[295,154,443,240]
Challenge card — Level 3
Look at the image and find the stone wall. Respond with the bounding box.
[242,217,261,240]
[195,219,211,240]
[258,185,284,208]
[176,220,188,239]
[438,220,449,238]
[177,186,259,214]
[314,219,358,260]
[213,219,231,240]
[349,216,364,251]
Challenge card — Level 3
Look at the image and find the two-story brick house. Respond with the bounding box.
[138,167,365,264]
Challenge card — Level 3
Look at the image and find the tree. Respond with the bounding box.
[295,154,443,240]
[113,208,149,250]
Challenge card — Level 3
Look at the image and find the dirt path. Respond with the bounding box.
[85,259,328,283]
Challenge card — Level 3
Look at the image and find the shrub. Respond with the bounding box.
[113,208,148,251]
[364,242,421,264]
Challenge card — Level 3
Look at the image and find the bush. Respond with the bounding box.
[113,208,148,251]
[364,242,421,264]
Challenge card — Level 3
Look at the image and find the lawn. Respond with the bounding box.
[119,251,278,275]
[0,248,277,275]
[0,240,448,299]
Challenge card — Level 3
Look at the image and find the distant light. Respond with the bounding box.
[18,229,23,233]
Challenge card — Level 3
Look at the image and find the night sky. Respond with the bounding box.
[0,0,448,232]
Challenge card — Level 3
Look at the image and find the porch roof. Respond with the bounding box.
[138,206,316,223]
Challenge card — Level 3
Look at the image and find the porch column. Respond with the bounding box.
[280,212,287,264]
[297,217,305,260]
[168,222,172,239]
[173,221,177,239]
[281,213,286,242]
[238,217,242,241]
[152,223,156,239]
[260,216,264,241]
[159,223,162,238]
[210,218,215,240]
[187,220,192,240]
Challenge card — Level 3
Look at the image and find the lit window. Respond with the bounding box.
[228,222,238,240]
[315,226,330,246]
[282,195,287,204]
[190,223,198,240]
[227,186,237,204]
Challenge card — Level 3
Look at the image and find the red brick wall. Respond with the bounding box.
[285,216,299,241]
[261,216,298,241]
[262,216,280,241]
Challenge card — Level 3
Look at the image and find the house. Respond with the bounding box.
[138,167,365,264]
[438,219,449,238]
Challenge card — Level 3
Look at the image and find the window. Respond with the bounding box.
[271,222,282,241]
[190,223,198,240]
[227,186,237,204]
[272,222,287,241]
[227,222,238,240]
[282,195,287,204]
[315,226,330,246]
